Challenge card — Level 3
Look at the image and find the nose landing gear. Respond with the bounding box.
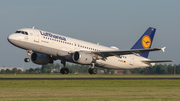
[24,50,32,62]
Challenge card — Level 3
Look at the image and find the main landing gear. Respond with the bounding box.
[60,59,69,74]
[88,63,97,74]
[24,50,32,62]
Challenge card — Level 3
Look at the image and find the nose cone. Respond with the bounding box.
[7,34,18,44]
[7,34,23,46]
[7,34,14,44]
[8,33,27,49]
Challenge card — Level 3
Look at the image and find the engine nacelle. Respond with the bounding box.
[73,51,94,64]
[31,53,50,65]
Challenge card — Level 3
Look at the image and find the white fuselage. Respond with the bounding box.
[8,28,154,69]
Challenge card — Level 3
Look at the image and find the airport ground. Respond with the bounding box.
[1,73,180,78]
[0,74,180,101]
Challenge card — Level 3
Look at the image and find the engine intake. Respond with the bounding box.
[73,51,94,64]
[31,53,50,65]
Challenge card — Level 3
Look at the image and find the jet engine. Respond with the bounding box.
[73,51,94,64]
[31,53,50,65]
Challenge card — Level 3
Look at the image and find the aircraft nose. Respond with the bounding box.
[7,34,21,44]
[7,34,14,43]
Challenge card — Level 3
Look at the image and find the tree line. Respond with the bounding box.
[129,64,180,74]
[0,63,180,74]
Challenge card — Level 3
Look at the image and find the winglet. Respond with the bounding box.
[161,47,166,52]
[32,26,35,29]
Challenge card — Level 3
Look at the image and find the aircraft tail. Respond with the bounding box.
[131,27,156,58]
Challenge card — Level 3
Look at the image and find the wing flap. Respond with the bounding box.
[92,48,161,58]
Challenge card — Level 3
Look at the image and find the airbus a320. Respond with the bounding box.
[8,27,173,74]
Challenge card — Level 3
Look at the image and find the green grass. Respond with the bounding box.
[0,74,180,78]
[0,74,180,100]
[0,80,180,101]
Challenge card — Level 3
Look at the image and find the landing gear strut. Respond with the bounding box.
[60,59,69,74]
[24,50,32,62]
[88,63,97,74]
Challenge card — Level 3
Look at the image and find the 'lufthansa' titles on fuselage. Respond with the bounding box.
[40,31,66,41]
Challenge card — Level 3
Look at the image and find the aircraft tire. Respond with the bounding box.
[60,68,65,74]
[60,68,69,74]
[88,68,97,74]
[88,68,93,74]
[24,58,30,62]
[92,68,97,74]
[64,68,69,74]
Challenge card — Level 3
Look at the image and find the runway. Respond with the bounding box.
[0,78,180,80]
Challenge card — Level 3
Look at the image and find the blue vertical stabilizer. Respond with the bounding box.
[131,27,156,58]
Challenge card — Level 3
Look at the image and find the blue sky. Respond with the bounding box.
[0,0,179,69]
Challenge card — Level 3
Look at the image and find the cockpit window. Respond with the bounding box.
[15,31,28,35]
[15,31,21,33]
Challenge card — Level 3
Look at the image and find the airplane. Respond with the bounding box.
[7,27,173,74]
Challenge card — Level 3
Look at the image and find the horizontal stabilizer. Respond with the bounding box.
[142,60,174,63]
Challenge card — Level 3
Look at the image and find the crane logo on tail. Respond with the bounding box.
[142,35,151,49]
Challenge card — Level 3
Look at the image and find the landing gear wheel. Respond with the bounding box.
[88,68,93,74]
[88,68,97,74]
[61,68,69,74]
[24,50,32,63]
[24,58,30,62]
[92,68,97,74]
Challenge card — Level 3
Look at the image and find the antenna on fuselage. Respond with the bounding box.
[32,26,35,29]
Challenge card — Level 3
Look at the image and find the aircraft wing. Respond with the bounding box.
[142,60,174,63]
[92,48,162,58]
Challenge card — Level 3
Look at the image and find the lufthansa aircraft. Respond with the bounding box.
[8,27,173,74]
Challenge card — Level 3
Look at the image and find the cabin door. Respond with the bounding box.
[129,55,134,66]
[34,30,39,42]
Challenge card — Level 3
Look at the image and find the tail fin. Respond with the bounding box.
[131,27,156,58]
